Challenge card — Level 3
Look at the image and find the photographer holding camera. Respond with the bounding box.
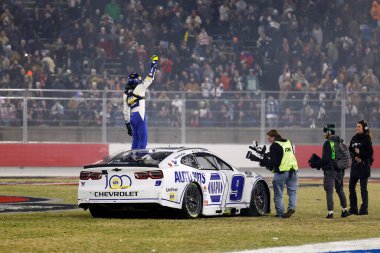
[308,123,349,219]
[246,129,298,218]
[348,120,374,215]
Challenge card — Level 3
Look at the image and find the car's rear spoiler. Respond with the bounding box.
[83,163,159,169]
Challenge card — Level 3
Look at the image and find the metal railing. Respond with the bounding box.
[0,89,379,144]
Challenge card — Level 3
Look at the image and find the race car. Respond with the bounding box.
[78,147,270,218]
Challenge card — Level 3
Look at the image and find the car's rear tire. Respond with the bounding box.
[89,204,109,218]
[242,181,269,216]
[181,183,202,218]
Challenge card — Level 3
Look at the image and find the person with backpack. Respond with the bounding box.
[308,123,349,219]
[348,120,374,215]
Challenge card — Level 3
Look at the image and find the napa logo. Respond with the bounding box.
[208,180,223,194]
[208,173,223,203]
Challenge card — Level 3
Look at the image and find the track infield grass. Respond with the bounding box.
[0,178,379,253]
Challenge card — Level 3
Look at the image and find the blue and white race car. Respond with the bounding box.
[78,147,270,218]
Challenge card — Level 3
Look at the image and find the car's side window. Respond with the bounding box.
[215,157,234,171]
[181,154,199,168]
[195,153,219,170]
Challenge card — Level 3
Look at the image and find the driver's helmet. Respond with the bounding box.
[126,72,142,90]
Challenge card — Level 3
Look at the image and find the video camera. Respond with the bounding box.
[245,141,269,163]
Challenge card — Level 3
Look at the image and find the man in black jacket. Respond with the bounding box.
[309,123,349,219]
[247,129,298,218]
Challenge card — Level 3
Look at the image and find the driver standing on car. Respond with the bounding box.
[246,129,298,218]
[123,55,158,150]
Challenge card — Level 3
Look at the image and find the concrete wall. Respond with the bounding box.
[1,143,379,169]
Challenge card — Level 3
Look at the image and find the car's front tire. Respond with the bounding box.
[242,180,269,216]
[181,183,202,218]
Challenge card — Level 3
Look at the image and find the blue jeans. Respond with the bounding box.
[130,112,148,149]
[272,171,298,216]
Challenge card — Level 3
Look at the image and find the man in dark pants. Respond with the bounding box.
[309,123,349,219]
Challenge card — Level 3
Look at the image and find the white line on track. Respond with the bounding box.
[227,238,380,253]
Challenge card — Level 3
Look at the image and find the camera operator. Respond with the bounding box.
[246,129,298,218]
[308,123,349,219]
[348,120,374,215]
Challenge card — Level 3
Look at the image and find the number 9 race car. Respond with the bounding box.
[78,147,270,218]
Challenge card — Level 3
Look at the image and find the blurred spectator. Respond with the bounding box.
[70,37,84,75]
[345,99,359,124]
[246,66,261,91]
[105,0,121,23]
[0,54,10,75]
[0,31,9,45]
[197,28,210,52]
[210,78,224,98]
[300,104,316,128]
[198,100,212,126]
[185,76,200,98]
[265,96,280,128]
[171,94,183,114]
[158,105,170,126]
[218,2,230,28]
[316,101,327,126]
[190,110,199,127]
[370,0,380,21]
[160,56,173,82]
[0,8,14,28]
[362,69,380,91]
[28,100,46,126]
[0,99,17,126]
[219,71,231,91]
[41,51,55,74]
[281,107,296,127]
[50,100,64,126]
[97,27,112,58]
[200,77,213,98]
[186,10,202,31]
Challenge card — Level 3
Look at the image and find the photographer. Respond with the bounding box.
[246,129,298,218]
[348,120,374,215]
[308,124,349,219]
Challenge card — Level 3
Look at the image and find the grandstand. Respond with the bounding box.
[1,0,380,144]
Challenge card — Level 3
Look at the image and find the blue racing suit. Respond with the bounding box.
[123,58,157,149]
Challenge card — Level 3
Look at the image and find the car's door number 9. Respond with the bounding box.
[230,175,244,201]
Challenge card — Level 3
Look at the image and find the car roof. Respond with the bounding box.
[150,147,208,152]
[115,147,208,153]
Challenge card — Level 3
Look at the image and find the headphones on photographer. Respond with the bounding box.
[358,120,369,131]
[323,123,335,138]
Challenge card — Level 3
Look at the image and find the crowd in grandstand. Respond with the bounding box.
[0,0,380,128]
